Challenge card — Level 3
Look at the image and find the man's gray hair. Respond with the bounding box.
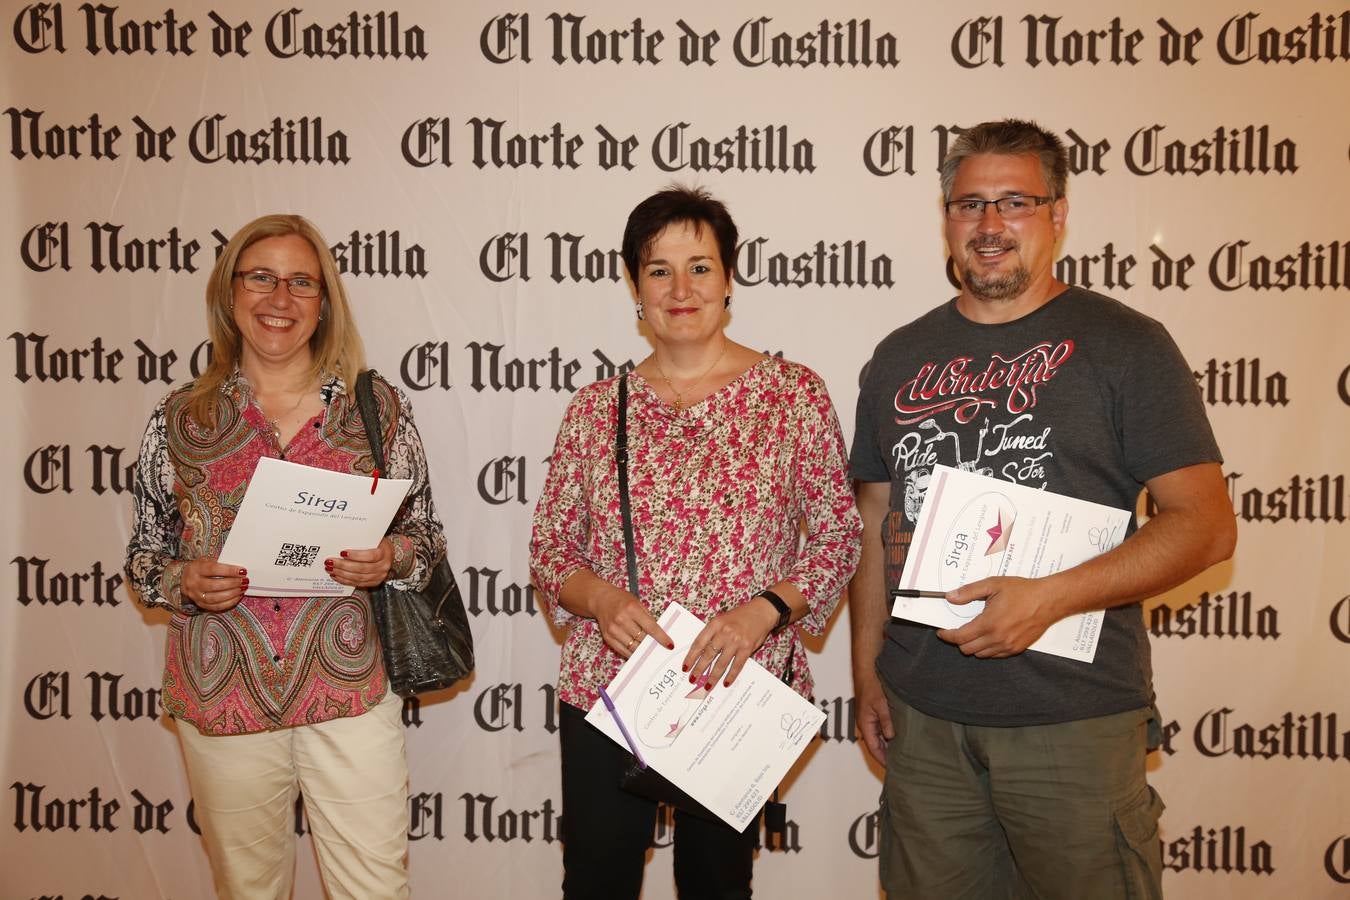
[939,119,1069,202]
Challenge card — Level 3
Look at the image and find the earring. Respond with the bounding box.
[636,301,645,321]
[724,295,731,309]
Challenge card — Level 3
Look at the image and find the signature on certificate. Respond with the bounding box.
[1087,520,1123,552]
[780,712,810,742]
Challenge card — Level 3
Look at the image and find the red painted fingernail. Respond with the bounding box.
[723,680,731,688]
[324,561,334,570]
[666,642,675,650]
[238,568,247,576]
[689,673,697,683]
[681,664,689,672]
[340,551,349,559]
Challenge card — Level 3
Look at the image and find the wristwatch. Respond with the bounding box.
[758,589,792,631]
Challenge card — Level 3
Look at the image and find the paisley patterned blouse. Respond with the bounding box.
[125,370,445,735]
[530,356,862,710]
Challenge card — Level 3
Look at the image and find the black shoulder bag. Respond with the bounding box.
[356,370,474,698]
[613,375,788,836]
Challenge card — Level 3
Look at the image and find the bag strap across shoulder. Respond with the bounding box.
[615,375,640,599]
[355,370,386,473]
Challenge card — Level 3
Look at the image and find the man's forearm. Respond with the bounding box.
[1042,463,1237,620]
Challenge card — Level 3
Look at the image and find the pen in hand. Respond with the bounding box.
[892,589,948,599]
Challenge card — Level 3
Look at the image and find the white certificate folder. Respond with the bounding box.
[586,603,825,831]
[218,457,412,597]
[893,465,1132,663]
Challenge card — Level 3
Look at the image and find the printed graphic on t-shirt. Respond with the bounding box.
[883,339,1076,585]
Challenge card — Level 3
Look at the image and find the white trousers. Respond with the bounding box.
[177,690,410,900]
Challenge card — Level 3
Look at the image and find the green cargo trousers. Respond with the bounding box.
[879,684,1165,900]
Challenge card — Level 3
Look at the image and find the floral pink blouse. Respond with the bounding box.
[530,356,861,710]
[124,370,445,735]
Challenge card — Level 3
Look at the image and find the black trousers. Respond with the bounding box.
[558,701,759,900]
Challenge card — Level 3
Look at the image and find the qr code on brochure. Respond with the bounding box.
[275,543,321,568]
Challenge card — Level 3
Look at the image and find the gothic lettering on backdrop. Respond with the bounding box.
[463,565,540,617]
[22,671,161,722]
[454,116,813,173]
[23,444,134,495]
[1161,825,1274,876]
[13,556,123,606]
[401,116,453,168]
[816,695,857,744]
[214,228,425,278]
[1330,596,1350,644]
[466,341,635,392]
[848,810,881,859]
[1326,835,1350,884]
[1224,472,1348,523]
[9,782,170,836]
[4,2,1346,897]
[409,791,444,841]
[1209,240,1348,291]
[476,455,529,505]
[477,231,895,287]
[862,125,915,176]
[476,13,898,68]
[471,683,560,734]
[13,220,424,278]
[1191,708,1349,761]
[1148,590,1279,640]
[1192,359,1289,407]
[473,683,525,733]
[9,780,456,844]
[5,110,353,165]
[948,12,1350,68]
[479,232,530,282]
[400,342,454,391]
[461,793,561,844]
[735,238,895,289]
[10,5,429,60]
[477,231,628,285]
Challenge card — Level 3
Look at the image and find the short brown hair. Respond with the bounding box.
[940,119,1068,202]
[621,185,738,282]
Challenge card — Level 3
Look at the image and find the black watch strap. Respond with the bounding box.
[759,589,792,631]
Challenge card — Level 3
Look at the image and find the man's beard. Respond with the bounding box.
[962,239,1029,300]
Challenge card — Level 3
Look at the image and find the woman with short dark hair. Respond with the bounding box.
[531,186,861,898]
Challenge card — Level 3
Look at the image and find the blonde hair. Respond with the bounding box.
[186,214,366,427]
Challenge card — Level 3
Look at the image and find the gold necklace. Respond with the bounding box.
[262,385,311,441]
[654,344,727,412]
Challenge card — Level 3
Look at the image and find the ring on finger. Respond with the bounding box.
[626,635,638,649]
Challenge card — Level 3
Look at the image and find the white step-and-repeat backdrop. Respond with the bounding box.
[3,1,1347,897]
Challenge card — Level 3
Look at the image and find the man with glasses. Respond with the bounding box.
[848,119,1236,898]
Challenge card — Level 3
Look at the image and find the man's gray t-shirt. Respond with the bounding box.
[849,288,1222,726]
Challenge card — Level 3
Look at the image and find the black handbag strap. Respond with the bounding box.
[615,375,640,598]
[355,370,385,473]
[616,370,791,830]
